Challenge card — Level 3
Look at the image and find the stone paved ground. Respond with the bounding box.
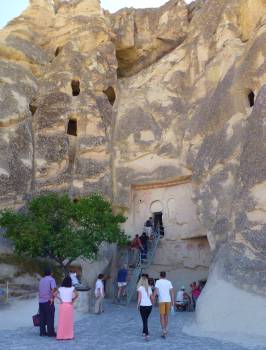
[1,302,266,350]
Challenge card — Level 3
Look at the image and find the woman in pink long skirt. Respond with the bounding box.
[55,276,79,340]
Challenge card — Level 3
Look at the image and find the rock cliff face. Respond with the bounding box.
[0,0,266,339]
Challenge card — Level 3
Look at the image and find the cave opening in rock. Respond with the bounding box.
[55,47,61,57]
[153,211,164,237]
[103,86,116,106]
[67,119,77,136]
[71,80,80,96]
[248,90,255,107]
[29,103,37,116]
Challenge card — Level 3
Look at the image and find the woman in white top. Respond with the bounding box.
[55,276,78,340]
[94,274,105,314]
[137,274,153,340]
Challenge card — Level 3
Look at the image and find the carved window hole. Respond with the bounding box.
[71,80,80,96]
[55,47,61,57]
[103,86,116,106]
[248,90,255,107]
[29,103,37,116]
[67,119,77,136]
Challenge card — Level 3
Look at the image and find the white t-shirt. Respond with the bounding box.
[155,279,173,303]
[95,279,104,297]
[176,290,184,302]
[137,286,152,306]
[58,286,75,302]
[70,272,79,286]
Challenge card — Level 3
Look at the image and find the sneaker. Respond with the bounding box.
[145,335,150,341]
[161,330,167,339]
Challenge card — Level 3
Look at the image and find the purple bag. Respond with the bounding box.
[32,313,40,327]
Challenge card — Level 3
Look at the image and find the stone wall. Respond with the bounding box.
[124,179,210,288]
[0,0,266,339]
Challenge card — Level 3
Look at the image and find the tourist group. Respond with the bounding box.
[38,266,202,341]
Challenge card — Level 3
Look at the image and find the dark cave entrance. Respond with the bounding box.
[67,119,77,136]
[248,90,255,107]
[55,47,61,57]
[29,103,37,116]
[71,80,80,96]
[103,86,116,106]
[153,211,164,237]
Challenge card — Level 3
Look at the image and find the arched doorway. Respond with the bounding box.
[150,200,163,213]
[150,200,164,236]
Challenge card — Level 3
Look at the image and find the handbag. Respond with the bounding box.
[32,312,40,327]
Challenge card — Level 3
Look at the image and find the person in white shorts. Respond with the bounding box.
[117,264,128,302]
[94,274,105,314]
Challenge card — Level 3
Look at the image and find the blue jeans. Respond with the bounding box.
[141,246,147,261]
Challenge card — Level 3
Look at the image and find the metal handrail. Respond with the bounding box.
[126,228,161,304]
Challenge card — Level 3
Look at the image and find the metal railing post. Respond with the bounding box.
[6,281,9,303]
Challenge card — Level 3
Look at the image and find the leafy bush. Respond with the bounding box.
[0,193,127,274]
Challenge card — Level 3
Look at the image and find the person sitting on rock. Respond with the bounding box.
[69,270,82,288]
[175,286,191,311]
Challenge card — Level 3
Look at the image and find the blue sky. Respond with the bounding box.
[0,0,192,28]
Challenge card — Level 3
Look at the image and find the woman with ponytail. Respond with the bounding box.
[137,274,153,340]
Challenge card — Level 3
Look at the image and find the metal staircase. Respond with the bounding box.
[126,228,161,304]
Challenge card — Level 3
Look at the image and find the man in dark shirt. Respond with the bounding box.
[140,232,149,262]
[117,264,128,302]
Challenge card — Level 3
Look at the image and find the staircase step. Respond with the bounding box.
[126,230,161,304]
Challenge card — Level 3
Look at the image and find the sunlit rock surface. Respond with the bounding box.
[0,0,266,340]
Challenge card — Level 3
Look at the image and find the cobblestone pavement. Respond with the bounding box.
[1,302,265,350]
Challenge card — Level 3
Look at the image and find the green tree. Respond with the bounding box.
[0,193,127,275]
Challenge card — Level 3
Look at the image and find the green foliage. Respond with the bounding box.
[0,254,63,283]
[0,193,127,274]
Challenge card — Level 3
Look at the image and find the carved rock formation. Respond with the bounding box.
[0,0,266,339]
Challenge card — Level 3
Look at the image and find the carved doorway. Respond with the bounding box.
[153,211,164,237]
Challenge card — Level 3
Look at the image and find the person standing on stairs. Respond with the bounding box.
[117,264,128,302]
[130,234,143,267]
[140,232,149,262]
[153,271,174,338]
[137,274,153,341]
